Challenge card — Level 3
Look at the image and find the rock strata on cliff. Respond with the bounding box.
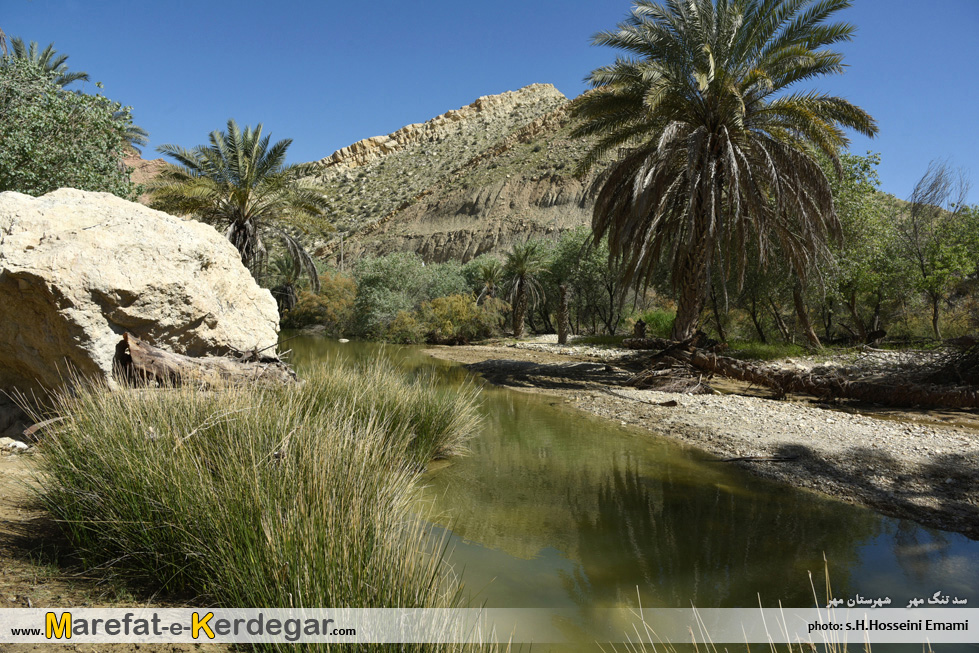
[0,189,280,396]
[305,84,600,262]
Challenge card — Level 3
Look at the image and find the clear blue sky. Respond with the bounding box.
[5,0,978,203]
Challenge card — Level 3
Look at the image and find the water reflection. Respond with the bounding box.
[565,462,877,608]
[286,336,979,649]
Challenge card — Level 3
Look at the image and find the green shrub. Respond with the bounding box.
[636,308,676,338]
[387,309,426,344]
[281,269,356,334]
[31,362,481,650]
[353,253,470,338]
[0,57,140,199]
[417,294,506,344]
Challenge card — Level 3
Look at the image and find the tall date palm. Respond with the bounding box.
[573,0,878,340]
[150,119,328,291]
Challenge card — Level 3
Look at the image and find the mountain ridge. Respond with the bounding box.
[304,83,601,264]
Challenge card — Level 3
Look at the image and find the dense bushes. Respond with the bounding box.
[281,268,356,334]
[0,57,140,199]
[352,253,469,338]
[389,294,508,345]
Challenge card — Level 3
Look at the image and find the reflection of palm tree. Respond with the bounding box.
[564,463,875,609]
[9,37,89,87]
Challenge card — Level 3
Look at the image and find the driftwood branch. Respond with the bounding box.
[124,333,297,388]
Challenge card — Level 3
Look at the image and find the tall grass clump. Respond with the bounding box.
[30,360,482,651]
[292,358,481,465]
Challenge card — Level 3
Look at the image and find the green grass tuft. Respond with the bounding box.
[30,360,484,651]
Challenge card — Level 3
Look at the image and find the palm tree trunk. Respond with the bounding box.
[513,279,527,338]
[557,284,571,345]
[670,249,709,341]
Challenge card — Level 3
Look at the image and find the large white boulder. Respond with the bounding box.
[0,188,280,396]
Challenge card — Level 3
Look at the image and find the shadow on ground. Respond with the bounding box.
[765,443,978,539]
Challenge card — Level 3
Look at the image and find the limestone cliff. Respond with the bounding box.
[318,84,568,171]
[306,84,601,263]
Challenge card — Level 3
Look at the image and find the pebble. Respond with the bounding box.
[0,437,29,453]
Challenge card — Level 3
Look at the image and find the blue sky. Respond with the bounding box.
[5,0,977,203]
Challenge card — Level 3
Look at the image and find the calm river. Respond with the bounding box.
[287,337,978,651]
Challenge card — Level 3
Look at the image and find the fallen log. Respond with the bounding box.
[124,333,297,387]
[669,348,979,409]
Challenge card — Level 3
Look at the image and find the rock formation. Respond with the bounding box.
[117,84,605,264]
[304,84,603,263]
[123,152,168,204]
[317,84,568,171]
[0,188,280,397]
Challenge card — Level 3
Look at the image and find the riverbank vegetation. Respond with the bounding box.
[278,157,979,352]
[29,360,482,650]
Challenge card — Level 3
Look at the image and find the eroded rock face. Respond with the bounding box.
[0,189,279,396]
[317,84,568,171]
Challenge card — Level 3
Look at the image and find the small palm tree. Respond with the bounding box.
[504,241,548,338]
[150,119,328,290]
[475,258,504,304]
[268,251,310,313]
[573,0,877,340]
[9,37,89,87]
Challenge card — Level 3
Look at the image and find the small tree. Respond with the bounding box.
[0,57,138,199]
[897,162,973,339]
[151,119,328,289]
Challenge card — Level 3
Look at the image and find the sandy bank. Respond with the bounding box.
[424,341,979,539]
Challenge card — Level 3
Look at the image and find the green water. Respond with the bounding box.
[287,337,978,650]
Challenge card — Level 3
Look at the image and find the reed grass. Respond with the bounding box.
[29,359,483,651]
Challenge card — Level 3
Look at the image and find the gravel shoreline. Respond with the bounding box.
[424,339,979,539]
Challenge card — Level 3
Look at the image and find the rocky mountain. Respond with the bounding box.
[125,84,603,265]
[305,84,600,264]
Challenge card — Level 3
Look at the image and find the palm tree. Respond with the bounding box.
[150,119,328,291]
[114,110,149,154]
[504,241,548,338]
[9,37,89,87]
[573,0,877,341]
[475,258,504,304]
